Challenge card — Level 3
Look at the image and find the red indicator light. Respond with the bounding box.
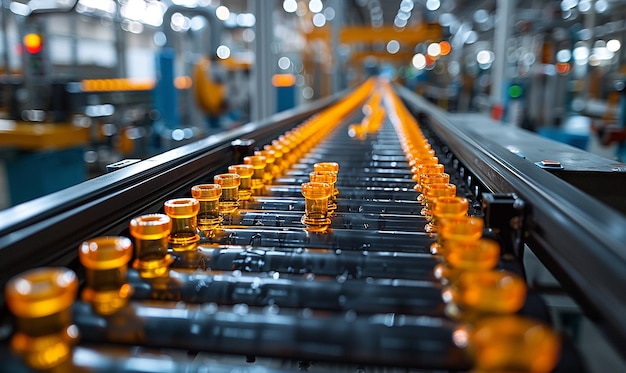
[23,33,42,54]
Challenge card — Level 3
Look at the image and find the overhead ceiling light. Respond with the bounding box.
[313,13,326,27]
[412,53,426,69]
[607,39,621,53]
[215,5,230,21]
[309,0,323,13]
[400,0,414,12]
[476,50,494,65]
[426,0,440,11]
[216,45,231,59]
[237,13,256,27]
[394,17,407,28]
[396,11,410,21]
[172,0,198,6]
[386,40,400,54]
[323,7,335,20]
[190,15,206,31]
[427,43,441,57]
[573,45,589,64]
[143,2,165,27]
[170,12,190,32]
[278,56,291,70]
[556,49,572,62]
[120,0,145,21]
[283,0,297,13]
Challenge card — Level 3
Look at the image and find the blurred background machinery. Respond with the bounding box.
[1,0,626,205]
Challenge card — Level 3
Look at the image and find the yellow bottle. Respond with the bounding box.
[191,184,223,232]
[442,270,526,321]
[421,183,457,217]
[78,236,133,315]
[455,315,561,373]
[243,155,266,195]
[255,149,277,184]
[228,164,253,201]
[130,214,173,278]
[425,195,468,233]
[301,181,333,232]
[214,173,241,215]
[412,162,444,191]
[433,238,500,284]
[313,162,339,199]
[164,198,201,252]
[310,170,338,213]
[5,267,79,370]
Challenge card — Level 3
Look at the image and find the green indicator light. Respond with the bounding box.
[509,85,523,98]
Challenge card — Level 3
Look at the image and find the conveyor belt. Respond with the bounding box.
[1,79,622,372]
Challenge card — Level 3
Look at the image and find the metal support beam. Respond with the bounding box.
[330,0,344,94]
[114,1,126,78]
[1,0,11,75]
[252,2,275,121]
[582,0,597,102]
[491,0,515,110]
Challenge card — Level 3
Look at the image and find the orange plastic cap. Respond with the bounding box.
[244,155,266,168]
[164,198,200,218]
[408,150,436,165]
[466,315,561,372]
[310,171,337,184]
[412,163,444,179]
[214,173,241,188]
[444,238,500,270]
[129,214,171,240]
[439,216,484,242]
[414,156,439,166]
[425,183,457,199]
[191,184,222,200]
[228,164,254,178]
[5,267,78,318]
[447,270,526,314]
[255,149,275,162]
[313,162,339,173]
[301,182,332,199]
[79,236,133,271]
[265,143,283,157]
[432,196,468,218]
[420,173,450,186]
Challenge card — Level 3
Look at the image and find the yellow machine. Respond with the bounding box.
[192,56,227,118]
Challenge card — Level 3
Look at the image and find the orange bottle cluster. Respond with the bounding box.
[381,80,561,373]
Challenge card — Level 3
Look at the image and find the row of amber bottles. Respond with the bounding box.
[382,80,561,373]
[348,89,386,140]
[301,83,390,231]
[1,80,380,371]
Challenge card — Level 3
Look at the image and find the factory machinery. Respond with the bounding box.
[0,78,625,372]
